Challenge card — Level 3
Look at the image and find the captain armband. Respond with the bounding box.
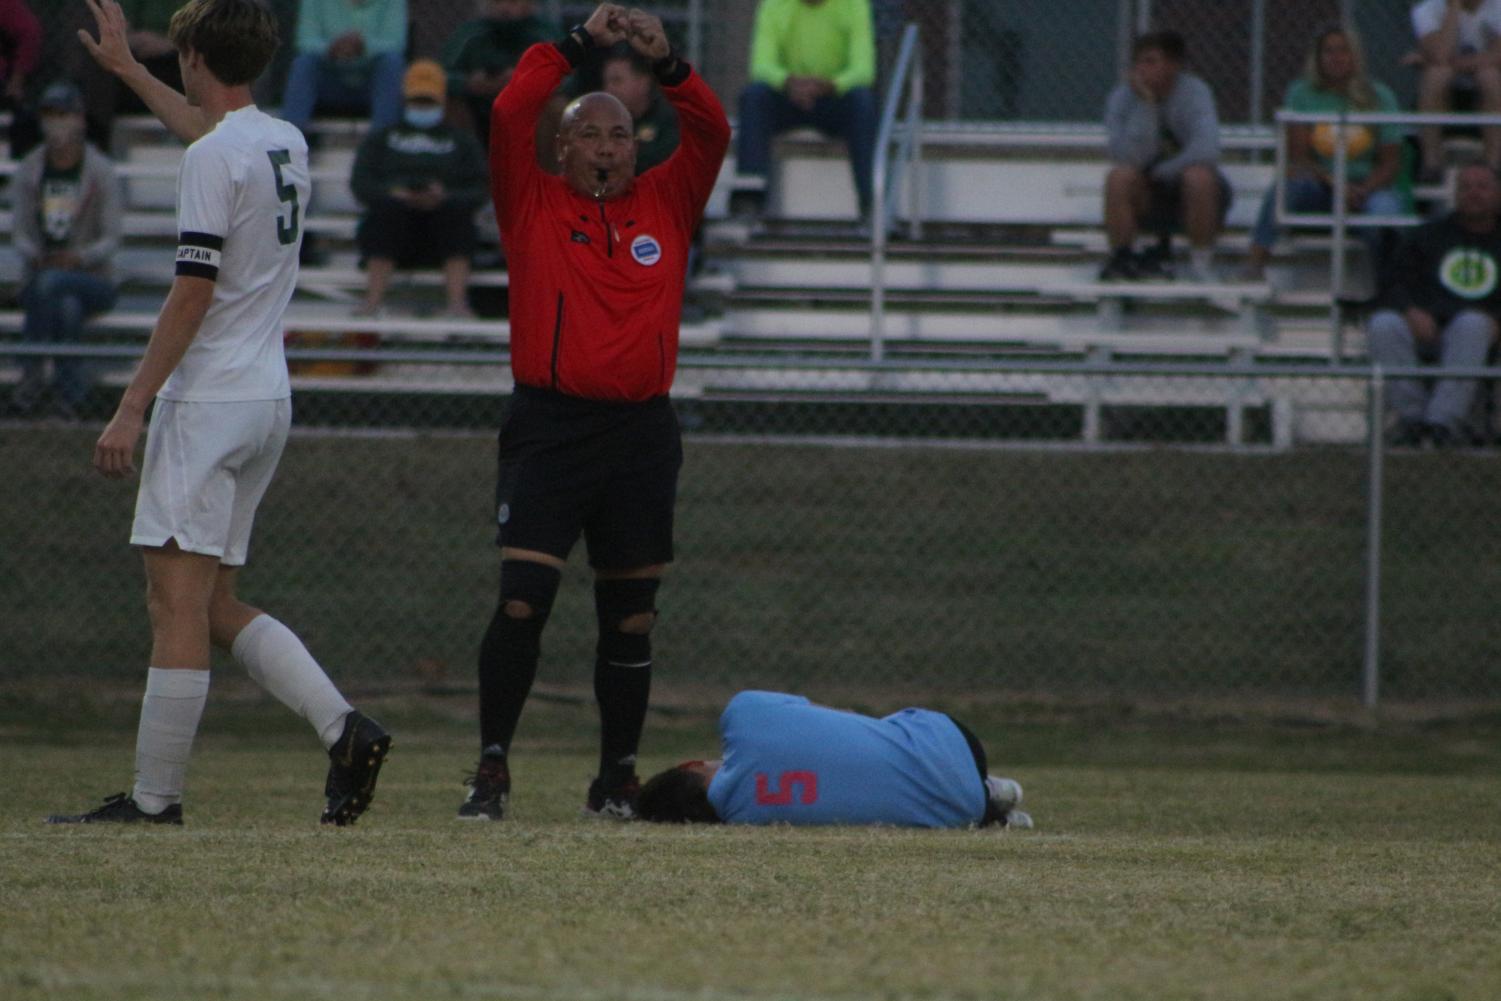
[175,231,224,281]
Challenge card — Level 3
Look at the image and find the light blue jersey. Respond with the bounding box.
[706,691,987,828]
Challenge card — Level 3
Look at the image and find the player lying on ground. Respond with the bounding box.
[47,0,389,827]
[635,691,1033,828]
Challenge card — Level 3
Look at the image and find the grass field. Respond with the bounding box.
[3,691,1500,1001]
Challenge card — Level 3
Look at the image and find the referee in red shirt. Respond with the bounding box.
[458,4,730,821]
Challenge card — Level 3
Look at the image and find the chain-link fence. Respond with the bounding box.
[5,358,1500,710]
[13,0,1441,130]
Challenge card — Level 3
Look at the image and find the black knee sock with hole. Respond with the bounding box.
[593,632,652,782]
[477,604,548,754]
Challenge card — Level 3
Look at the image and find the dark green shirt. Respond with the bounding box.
[350,122,488,208]
[440,14,559,95]
[631,93,680,175]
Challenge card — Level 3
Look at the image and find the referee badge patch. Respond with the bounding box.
[630,234,661,267]
[497,503,510,525]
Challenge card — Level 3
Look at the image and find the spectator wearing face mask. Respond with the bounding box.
[348,60,489,317]
[8,81,123,419]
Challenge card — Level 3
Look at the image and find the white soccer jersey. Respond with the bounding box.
[1412,0,1501,52]
[159,106,308,402]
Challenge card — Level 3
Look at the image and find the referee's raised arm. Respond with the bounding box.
[623,8,731,227]
[488,4,629,228]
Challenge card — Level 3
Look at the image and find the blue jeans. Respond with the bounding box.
[1252,174,1404,257]
[20,269,118,404]
[737,82,878,214]
[1367,308,1495,432]
[281,50,405,134]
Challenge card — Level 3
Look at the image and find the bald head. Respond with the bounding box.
[557,92,637,199]
[561,91,632,135]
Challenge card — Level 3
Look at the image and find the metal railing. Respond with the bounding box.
[869,22,925,363]
[1274,109,1501,360]
[7,343,1500,706]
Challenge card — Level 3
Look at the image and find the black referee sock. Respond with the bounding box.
[594,642,652,784]
[477,603,548,753]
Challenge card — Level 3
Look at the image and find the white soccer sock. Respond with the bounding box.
[1190,247,1214,272]
[231,614,353,749]
[132,667,211,814]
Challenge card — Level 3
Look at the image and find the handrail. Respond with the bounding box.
[1270,108,1501,363]
[870,22,924,363]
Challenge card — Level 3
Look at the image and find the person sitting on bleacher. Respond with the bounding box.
[440,0,558,149]
[7,81,121,420]
[1246,25,1405,282]
[349,60,488,318]
[1100,31,1230,284]
[282,0,407,138]
[733,0,876,222]
[1367,161,1501,447]
[602,43,679,174]
[1410,0,1501,181]
[79,0,185,151]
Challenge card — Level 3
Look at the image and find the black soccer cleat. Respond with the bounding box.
[321,711,391,826]
[457,750,510,821]
[582,773,640,820]
[46,792,184,826]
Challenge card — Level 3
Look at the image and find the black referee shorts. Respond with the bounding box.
[493,385,683,571]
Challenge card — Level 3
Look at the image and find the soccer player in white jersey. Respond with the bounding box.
[48,0,390,827]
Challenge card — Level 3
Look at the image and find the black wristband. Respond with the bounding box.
[556,24,596,66]
[653,50,690,87]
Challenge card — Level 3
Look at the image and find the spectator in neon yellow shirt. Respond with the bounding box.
[735,0,877,221]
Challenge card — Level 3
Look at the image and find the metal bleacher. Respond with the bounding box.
[1,104,1394,441]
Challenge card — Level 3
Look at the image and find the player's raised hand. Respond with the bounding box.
[583,4,629,46]
[94,408,143,479]
[79,0,142,78]
[625,9,671,61]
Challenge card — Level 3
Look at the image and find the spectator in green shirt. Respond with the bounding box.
[601,44,679,174]
[283,0,408,135]
[349,60,488,317]
[440,0,558,147]
[1247,25,1406,280]
[735,0,877,220]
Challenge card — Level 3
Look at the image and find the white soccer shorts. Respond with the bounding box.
[130,398,292,566]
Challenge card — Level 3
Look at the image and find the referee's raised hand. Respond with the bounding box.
[583,3,630,46]
[625,9,671,61]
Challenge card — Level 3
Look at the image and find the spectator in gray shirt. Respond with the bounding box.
[1100,31,1231,284]
[8,81,122,420]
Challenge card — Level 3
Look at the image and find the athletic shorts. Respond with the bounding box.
[130,397,291,566]
[493,385,682,571]
[1143,168,1234,234]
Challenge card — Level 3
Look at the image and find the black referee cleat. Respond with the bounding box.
[582,773,640,820]
[321,711,391,826]
[46,793,183,826]
[457,749,510,821]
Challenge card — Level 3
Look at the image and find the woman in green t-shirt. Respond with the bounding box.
[1247,26,1406,279]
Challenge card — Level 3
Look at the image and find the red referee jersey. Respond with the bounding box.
[490,42,731,402]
